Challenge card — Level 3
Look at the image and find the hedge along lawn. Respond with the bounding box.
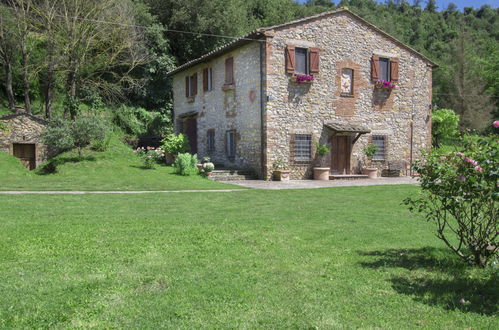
[0,134,239,191]
[0,185,497,328]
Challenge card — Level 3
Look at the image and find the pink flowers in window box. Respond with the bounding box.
[375,80,396,90]
[291,73,314,84]
[493,120,499,128]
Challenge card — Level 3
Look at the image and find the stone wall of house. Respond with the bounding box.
[172,42,263,175]
[263,11,433,179]
[0,113,50,168]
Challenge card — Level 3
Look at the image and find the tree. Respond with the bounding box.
[432,108,459,147]
[0,5,17,111]
[43,116,108,157]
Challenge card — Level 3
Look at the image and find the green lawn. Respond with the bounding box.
[0,186,496,328]
[0,135,237,191]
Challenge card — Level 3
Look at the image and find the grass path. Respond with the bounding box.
[0,185,496,328]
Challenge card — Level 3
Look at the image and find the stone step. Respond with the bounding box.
[209,169,258,181]
[329,174,369,180]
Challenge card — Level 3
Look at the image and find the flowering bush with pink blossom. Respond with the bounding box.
[404,130,498,267]
[134,146,165,169]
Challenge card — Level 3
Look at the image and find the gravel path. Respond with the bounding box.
[219,176,419,190]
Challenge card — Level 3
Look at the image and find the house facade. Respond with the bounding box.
[169,8,435,179]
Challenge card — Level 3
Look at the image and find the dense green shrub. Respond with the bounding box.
[432,109,460,147]
[173,153,198,176]
[42,117,75,153]
[161,133,190,155]
[43,116,108,156]
[111,105,172,137]
[134,147,165,169]
[404,132,498,267]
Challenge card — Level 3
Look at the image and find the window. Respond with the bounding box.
[185,73,197,98]
[295,48,308,75]
[226,130,236,158]
[207,129,215,152]
[294,134,312,162]
[379,58,390,81]
[341,68,354,95]
[372,135,386,161]
[286,46,320,76]
[225,57,234,85]
[203,67,213,92]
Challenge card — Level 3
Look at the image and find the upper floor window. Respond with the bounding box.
[371,56,399,82]
[295,48,308,75]
[285,45,320,76]
[341,68,354,95]
[185,73,197,98]
[379,58,390,81]
[203,67,213,92]
[225,57,234,85]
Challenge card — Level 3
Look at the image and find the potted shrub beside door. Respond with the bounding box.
[313,142,330,180]
[362,143,379,179]
[272,158,290,181]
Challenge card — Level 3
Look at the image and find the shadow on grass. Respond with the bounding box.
[358,247,498,315]
[36,156,96,175]
[129,165,157,170]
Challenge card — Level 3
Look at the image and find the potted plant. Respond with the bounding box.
[161,133,190,164]
[202,156,215,177]
[362,143,379,179]
[313,142,330,180]
[272,158,290,181]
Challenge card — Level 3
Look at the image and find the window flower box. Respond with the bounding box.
[375,80,396,90]
[290,73,314,84]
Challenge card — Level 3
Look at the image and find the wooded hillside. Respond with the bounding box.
[0,0,497,130]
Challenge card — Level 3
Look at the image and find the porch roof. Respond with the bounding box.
[324,122,371,134]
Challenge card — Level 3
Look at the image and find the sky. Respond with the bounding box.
[295,1,497,11]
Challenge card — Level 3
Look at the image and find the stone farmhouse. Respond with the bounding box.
[168,8,436,179]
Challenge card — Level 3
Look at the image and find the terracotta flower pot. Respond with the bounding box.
[313,167,330,181]
[273,170,290,181]
[362,167,378,179]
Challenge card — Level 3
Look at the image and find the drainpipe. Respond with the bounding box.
[409,113,414,177]
[259,39,266,179]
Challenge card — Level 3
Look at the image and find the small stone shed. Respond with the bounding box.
[0,111,50,170]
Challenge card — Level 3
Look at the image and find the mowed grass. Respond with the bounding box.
[0,186,497,328]
[0,135,237,191]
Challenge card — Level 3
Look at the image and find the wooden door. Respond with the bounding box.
[184,117,197,154]
[13,143,36,170]
[331,136,351,174]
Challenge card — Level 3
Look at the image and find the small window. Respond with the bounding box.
[295,48,308,75]
[372,136,386,161]
[379,58,390,81]
[226,130,236,158]
[185,74,197,98]
[294,134,312,162]
[225,57,234,85]
[207,129,215,152]
[203,67,213,92]
[341,68,354,95]
[207,68,213,91]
